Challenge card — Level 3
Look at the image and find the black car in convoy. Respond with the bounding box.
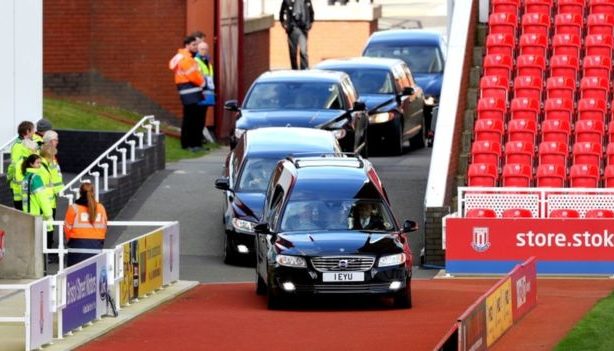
[254,155,417,309]
[317,57,426,154]
[224,70,369,156]
[214,127,342,264]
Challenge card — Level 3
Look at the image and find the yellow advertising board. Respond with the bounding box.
[486,277,513,347]
[119,241,137,306]
[137,230,163,297]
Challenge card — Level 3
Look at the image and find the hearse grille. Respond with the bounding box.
[311,256,375,272]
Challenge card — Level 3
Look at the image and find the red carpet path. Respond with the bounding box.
[79,279,614,351]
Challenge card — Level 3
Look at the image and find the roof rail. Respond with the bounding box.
[285,152,364,169]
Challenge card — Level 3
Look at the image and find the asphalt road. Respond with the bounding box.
[108,143,432,283]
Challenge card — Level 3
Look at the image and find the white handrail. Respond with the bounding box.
[59,115,159,203]
[0,136,18,175]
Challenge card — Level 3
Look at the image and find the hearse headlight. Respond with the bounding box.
[276,255,307,268]
[232,218,255,233]
[369,112,394,124]
[378,253,406,267]
[234,128,246,139]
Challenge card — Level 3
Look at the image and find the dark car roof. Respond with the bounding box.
[255,69,347,83]
[245,127,338,157]
[366,29,442,45]
[316,57,405,71]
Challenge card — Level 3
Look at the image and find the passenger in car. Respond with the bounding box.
[286,202,321,231]
[352,203,387,230]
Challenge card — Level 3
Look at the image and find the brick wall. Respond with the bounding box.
[269,20,377,69]
[43,0,187,124]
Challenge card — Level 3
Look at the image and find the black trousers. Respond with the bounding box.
[288,27,309,70]
[67,239,104,267]
[181,103,206,148]
[13,200,22,211]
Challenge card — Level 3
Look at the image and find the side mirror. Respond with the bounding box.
[254,222,271,234]
[401,87,415,96]
[402,220,418,233]
[214,178,230,191]
[224,100,240,112]
[352,101,367,111]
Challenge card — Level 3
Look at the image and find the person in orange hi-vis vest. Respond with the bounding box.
[169,35,207,151]
[64,181,108,266]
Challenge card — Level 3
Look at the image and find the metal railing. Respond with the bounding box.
[59,115,160,203]
[0,136,17,175]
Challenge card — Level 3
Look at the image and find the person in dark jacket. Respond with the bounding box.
[280,0,314,70]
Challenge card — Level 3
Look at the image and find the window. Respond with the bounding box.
[364,44,444,74]
[244,81,346,110]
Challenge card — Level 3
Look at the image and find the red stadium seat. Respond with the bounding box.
[580,77,609,101]
[577,98,607,121]
[472,140,502,165]
[514,76,543,101]
[525,0,553,15]
[558,0,585,16]
[606,142,614,164]
[536,164,566,187]
[552,33,582,58]
[587,13,614,35]
[519,33,549,57]
[538,141,568,166]
[505,140,535,165]
[508,118,537,144]
[546,76,576,100]
[572,142,603,166]
[542,119,571,143]
[510,97,540,121]
[544,98,574,122]
[554,13,583,37]
[486,33,516,57]
[522,13,551,36]
[569,164,600,187]
[574,119,605,144]
[549,55,579,80]
[516,54,546,79]
[480,75,509,101]
[465,208,497,218]
[474,118,504,143]
[585,34,614,58]
[502,208,534,218]
[604,165,614,186]
[489,12,518,36]
[483,54,513,81]
[502,163,533,187]
[477,97,507,121]
[590,0,614,15]
[549,209,580,217]
[468,163,498,187]
[492,0,521,15]
[582,55,611,80]
[585,209,614,218]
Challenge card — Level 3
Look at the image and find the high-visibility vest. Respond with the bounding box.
[169,48,205,105]
[22,169,54,231]
[32,133,43,149]
[64,203,108,241]
[39,158,64,208]
[8,139,35,201]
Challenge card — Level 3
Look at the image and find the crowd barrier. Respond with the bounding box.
[434,257,537,351]
[59,115,160,204]
[0,220,179,350]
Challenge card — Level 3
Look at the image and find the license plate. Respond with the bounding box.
[322,272,364,282]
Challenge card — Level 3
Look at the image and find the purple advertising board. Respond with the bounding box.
[62,262,98,334]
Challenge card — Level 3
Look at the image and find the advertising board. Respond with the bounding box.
[29,277,52,350]
[509,257,537,321]
[137,230,163,297]
[446,218,614,274]
[163,223,180,285]
[485,278,513,347]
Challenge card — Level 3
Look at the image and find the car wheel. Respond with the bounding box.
[409,116,426,150]
[387,118,403,156]
[256,273,267,296]
[393,277,413,309]
[267,281,284,310]
[223,234,235,265]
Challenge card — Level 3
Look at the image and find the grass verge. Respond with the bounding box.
[555,291,614,351]
[43,97,219,162]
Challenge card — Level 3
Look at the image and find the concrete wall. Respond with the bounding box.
[0,0,43,143]
[56,130,125,173]
[0,205,44,279]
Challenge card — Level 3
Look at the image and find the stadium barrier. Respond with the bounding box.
[434,257,537,351]
[445,187,614,274]
[59,115,160,204]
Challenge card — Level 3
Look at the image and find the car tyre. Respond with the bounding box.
[267,283,284,310]
[387,117,404,156]
[393,277,413,309]
[256,273,267,296]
